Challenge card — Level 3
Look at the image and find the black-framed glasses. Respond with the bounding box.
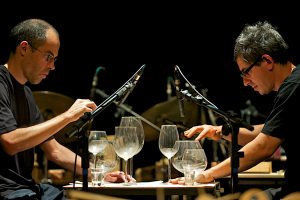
[240,57,261,78]
[28,43,58,63]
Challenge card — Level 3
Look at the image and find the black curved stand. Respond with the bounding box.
[68,85,131,191]
[223,115,245,193]
[180,89,252,193]
[174,65,253,193]
[66,64,145,191]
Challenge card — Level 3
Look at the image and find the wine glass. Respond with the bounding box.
[113,126,139,185]
[88,130,108,169]
[92,141,120,186]
[182,148,208,185]
[158,124,180,182]
[119,116,145,177]
[172,140,203,175]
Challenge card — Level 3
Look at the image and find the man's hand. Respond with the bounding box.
[169,177,185,185]
[66,99,97,122]
[184,124,222,141]
[104,171,136,183]
[169,171,215,185]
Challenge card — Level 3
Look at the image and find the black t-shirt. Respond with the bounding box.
[0,65,44,194]
[262,64,300,197]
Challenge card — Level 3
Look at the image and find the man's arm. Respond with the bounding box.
[222,124,264,146]
[0,99,96,155]
[41,139,136,183]
[41,139,83,175]
[184,124,264,146]
[197,133,282,183]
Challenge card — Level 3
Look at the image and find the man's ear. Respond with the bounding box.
[261,54,274,71]
[19,41,30,56]
[261,54,273,64]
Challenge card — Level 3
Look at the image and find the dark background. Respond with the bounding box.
[1,6,299,169]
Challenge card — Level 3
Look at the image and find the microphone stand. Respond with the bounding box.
[66,65,146,191]
[179,89,253,193]
[67,83,132,191]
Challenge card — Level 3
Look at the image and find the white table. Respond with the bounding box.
[64,180,220,200]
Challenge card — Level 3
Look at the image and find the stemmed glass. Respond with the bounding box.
[92,141,120,186]
[182,148,207,184]
[113,126,139,185]
[88,130,108,169]
[119,116,145,177]
[172,140,203,175]
[158,124,180,182]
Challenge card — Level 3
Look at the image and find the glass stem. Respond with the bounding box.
[94,154,97,169]
[124,160,128,183]
[168,158,172,181]
[99,173,104,186]
[130,157,134,178]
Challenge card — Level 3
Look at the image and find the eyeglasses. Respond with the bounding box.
[28,43,58,63]
[240,57,261,78]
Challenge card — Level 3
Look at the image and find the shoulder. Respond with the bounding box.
[291,64,300,78]
[281,65,300,87]
[0,65,13,94]
[0,65,10,80]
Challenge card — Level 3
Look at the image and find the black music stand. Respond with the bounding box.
[66,64,145,191]
[174,65,253,193]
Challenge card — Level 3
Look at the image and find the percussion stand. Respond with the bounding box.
[66,79,139,191]
[179,89,253,193]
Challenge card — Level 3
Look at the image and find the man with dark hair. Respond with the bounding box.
[0,18,131,200]
[171,21,300,199]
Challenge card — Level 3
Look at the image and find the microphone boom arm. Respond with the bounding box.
[180,88,253,193]
[66,64,145,192]
[174,65,253,193]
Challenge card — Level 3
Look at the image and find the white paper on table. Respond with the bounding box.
[102,180,163,187]
[101,181,215,188]
[66,180,216,188]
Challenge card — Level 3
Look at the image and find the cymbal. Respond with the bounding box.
[141,96,200,142]
[32,91,76,143]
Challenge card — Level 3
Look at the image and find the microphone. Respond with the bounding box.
[90,66,105,100]
[117,64,145,105]
[166,76,173,100]
[174,65,185,118]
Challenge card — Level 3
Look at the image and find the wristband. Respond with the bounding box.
[221,123,231,136]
